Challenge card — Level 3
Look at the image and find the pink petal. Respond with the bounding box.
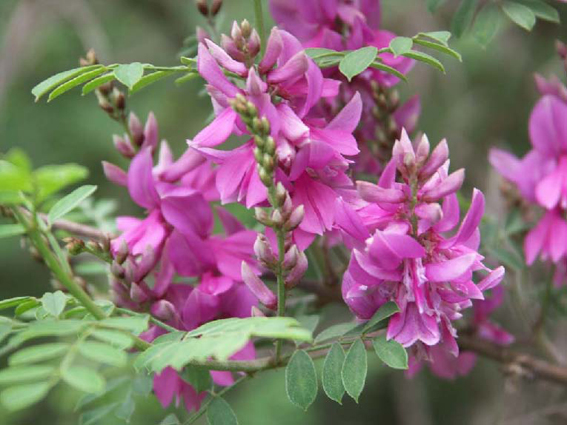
[425,253,477,282]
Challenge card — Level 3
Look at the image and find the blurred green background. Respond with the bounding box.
[1,0,567,424]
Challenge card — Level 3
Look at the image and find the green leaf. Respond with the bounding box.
[41,291,68,318]
[372,335,408,370]
[62,366,106,393]
[304,48,339,58]
[472,3,502,46]
[78,341,128,367]
[368,62,408,82]
[4,148,31,172]
[502,1,536,31]
[0,382,51,411]
[100,315,150,335]
[82,73,115,95]
[34,164,89,200]
[47,67,107,102]
[427,0,447,13]
[131,70,177,94]
[160,414,181,425]
[413,39,462,61]
[135,318,311,373]
[80,403,119,425]
[285,350,317,411]
[32,66,101,101]
[451,0,479,38]
[403,51,445,73]
[181,365,213,393]
[15,299,40,316]
[0,224,25,239]
[0,160,32,192]
[174,73,201,86]
[0,365,55,385]
[0,324,12,344]
[341,339,367,403]
[48,185,97,224]
[296,315,320,346]
[516,0,559,23]
[9,343,69,366]
[322,343,345,404]
[417,31,452,46]
[389,37,413,57]
[314,322,357,345]
[114,63,144,89]
[0,296,33,311]
[90,329,134,349]
[339,47,378,81]
[115,395,136,423]
[207,397,238,425]
[362,301,400,334]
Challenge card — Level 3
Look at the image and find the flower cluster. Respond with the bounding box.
[190,21,362,249]
[269,0,421,175]
[490,73,567,286]
[337,130,506,366]
[103,113,259,411]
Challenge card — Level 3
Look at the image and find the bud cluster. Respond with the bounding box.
[370,82,402,161]
[221,20,261,64]
[195,0,222,18]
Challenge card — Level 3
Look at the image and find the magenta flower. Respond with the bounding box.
[340,131,505,358]
[188,25,363,247]
[490,75,567,267]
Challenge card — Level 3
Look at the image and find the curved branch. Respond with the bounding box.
[458,335,567,386]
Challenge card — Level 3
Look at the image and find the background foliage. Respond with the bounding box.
[1,0,567,424]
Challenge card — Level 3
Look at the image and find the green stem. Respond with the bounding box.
[14,209,107,321]
[13,208,150,352]
[253,0,266,55]
[274,227,286,362]
[116,307,178,334]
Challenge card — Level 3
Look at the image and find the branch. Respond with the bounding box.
[458,334,567,386]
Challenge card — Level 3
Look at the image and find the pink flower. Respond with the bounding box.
[491,75,567,267]
[340,131,505,358]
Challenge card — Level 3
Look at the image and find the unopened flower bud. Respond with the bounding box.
[231,21,243,42]
[115,92,126,110]
[275,182,286,207]
[388,89,400,112]
[247,102,258,118]
[135,246,156,282]
[415,134,430,165]
[271,209,284,226]
[151,300,176,321]
[196,0,209,16]
[111,262,125,279]
[115,240,129,264]
[254,135,264,149]
[64,237,85,255]
[254,147,263,163]
[240,19,252,39]
[248,29,261,57]
[262,153,274,171]
[419,139,449,180]
[259,167,272,186]
[241,262,277,310]
[130,282,148,303]
[282,193,293,216]
[265,136,276,155]
[254,208,272,226]
[286,205,305,230]
[87,240,102,253]
[254,234,277,266]
[260,117,271,135]
[284,248,308,288]
[102,161,128,186]
[211,0,222,16]
[113,135,135,158]
[122,259,136,283]
[129,113,144,145]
